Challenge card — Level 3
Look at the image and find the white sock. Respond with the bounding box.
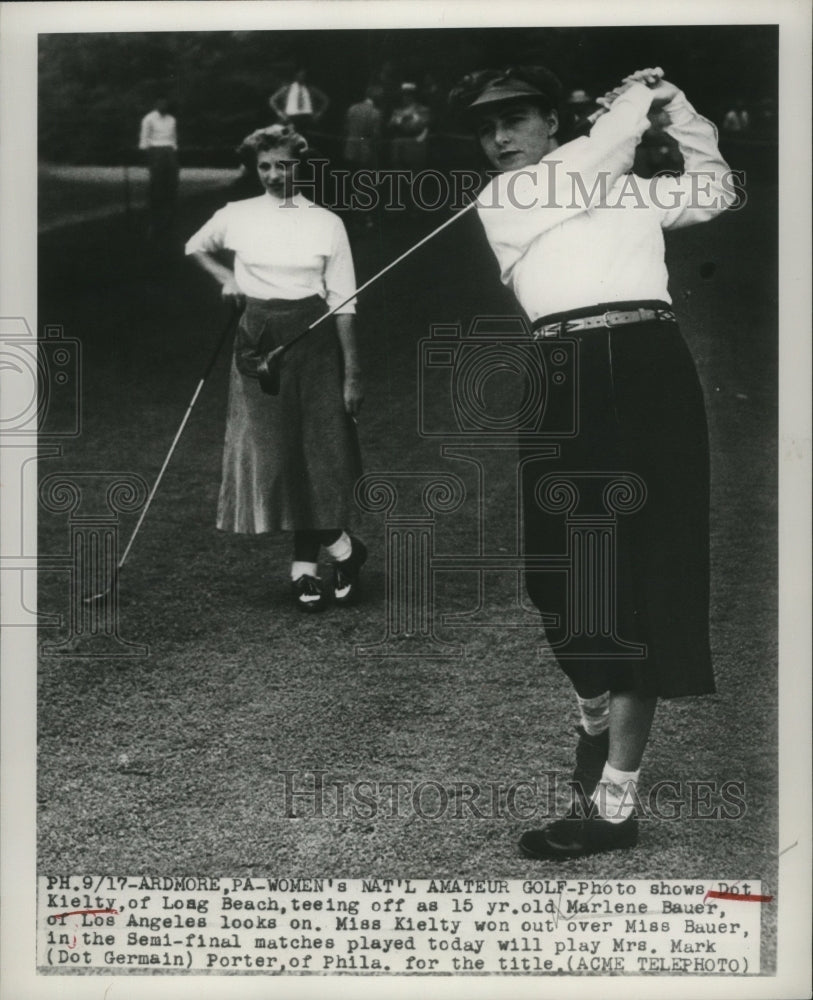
[326,531,352,562]
[591,762,640,824]
[576,691,610,736]
[291,561,319,582]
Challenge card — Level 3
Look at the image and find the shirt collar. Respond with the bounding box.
[263,190,311,207]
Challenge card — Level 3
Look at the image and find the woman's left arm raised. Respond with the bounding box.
[648,78,740,229]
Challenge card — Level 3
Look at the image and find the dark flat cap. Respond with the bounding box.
[449,66,563,117]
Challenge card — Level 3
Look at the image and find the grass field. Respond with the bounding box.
[38,164,240,232]
[37,171,779,966]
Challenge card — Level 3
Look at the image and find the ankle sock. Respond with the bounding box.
[291,561,319,582]
[591,762,640,824]
[576,691,610,736]
[326,531,352,562]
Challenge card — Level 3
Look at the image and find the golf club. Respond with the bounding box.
[83,304,241,603]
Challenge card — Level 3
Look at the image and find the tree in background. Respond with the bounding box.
[38,27,777,166]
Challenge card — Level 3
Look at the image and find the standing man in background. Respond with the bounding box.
[388,82,431,214]
[138,96,179,239]
[388,82,431,170]
[344,84,383,168]
[270,68,330,137]
[344,85,383,230]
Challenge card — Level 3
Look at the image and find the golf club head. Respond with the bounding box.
[82,567,117,604]
[258,346,284,396]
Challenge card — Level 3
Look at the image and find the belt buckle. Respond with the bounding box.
[601,311,614,328]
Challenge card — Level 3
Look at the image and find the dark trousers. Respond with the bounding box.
[146,147,178,234]
[294,529,342,562]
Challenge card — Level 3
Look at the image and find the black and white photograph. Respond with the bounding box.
[0,1,810,997]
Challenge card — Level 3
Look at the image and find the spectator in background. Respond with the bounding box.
[562,87,596,137]
[420,71,447,130]
[344,85,383,168]
[722,99,750,133]
[632,103,684,178]
[632,125,684,178]
[269,68,329,137]
[138,97,179,238]
[389,82,431,171]
[371,61,402,129]
[344,85,383,230]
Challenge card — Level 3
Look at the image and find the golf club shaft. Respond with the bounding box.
[117,306,239,571]
[273,94,614,359]
[279,196,480,356]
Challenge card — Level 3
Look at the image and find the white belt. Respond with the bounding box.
[533,307,676,339]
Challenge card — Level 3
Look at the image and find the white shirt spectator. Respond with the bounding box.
[185,192,357,312]
[285,82,314,116]
[476,84,735,320]
[139,110,178,149]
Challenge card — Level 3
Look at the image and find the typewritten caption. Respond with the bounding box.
[38,877,762,975]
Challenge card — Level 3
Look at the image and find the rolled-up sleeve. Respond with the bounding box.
[185,207,229,255]
[324,218,357,314]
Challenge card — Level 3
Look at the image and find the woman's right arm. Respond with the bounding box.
[189,251,244,307]
[185,206,245,307]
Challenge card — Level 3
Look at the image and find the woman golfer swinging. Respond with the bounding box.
[186,124,367,612]
[448,65,736,858]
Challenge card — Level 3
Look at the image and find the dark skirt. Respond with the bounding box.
[521,304,714,699]
[217,295,362,533]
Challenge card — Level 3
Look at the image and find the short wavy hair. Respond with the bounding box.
[236,124,309,162]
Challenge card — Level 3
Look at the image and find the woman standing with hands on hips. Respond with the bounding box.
[186,124,367,612]
[448,66,736,858]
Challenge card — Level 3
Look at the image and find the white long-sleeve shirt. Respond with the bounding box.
[185,192,357,312]
[476,82,736,320]
[138,110,178,149]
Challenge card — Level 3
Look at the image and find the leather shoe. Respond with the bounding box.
[333,537,367,605]
[519,813,638,860]
[292,574,326,613]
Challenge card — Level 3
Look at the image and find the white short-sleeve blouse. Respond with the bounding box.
[186,192,357,314]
